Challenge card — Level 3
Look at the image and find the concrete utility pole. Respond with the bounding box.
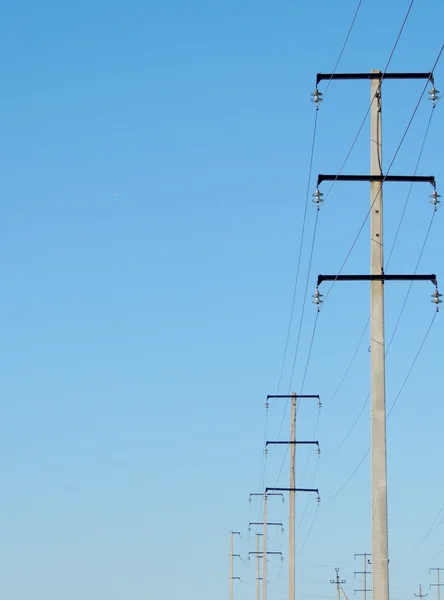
[266,393,321,600]
[248,522,282,600]
[416,585,428,600]
[331,568,346,600]
[263,494,268,600]
[229,531,241,600]
[249,492,284,600]
[312,69,441,600]
[256,533,261,600]
[430,568,444,600]
[249,542,282,600]
[354,553,372,600]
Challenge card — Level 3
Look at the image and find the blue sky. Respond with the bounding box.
[0,1,443,599]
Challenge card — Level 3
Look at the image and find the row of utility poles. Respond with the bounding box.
[229,67,440,600]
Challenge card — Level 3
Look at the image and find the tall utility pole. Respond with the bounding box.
[312,69,441,600]
[229,531,241,600]
[331,568,346,600]
[416,585,428,600]
[354,553,372,600]
[430,568,444,600]
[266,393,321,600]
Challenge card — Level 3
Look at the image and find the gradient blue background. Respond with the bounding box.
[0,1,443,599]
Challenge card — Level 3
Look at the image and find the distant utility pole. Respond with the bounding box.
[312,69,441,600]
[249,492,284,600]
[430,568,444,600]
[249,541,283,600]
[416,584,428,600]
[266,392,321,600]
[229,531,241,600]
[331,568,346,600]
[248,522,283,600]
[255,533,262,600]
[354,553,372,600]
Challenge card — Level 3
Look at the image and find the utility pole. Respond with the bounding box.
[249,542,283,600]
[248,522,283,600]
[266,393,321,600]
[263,492,267,600]
[312,69,441,600]
[354,553,372,600]
[331,568,346,600]
[430,568,444,600]
[416,585,428,600]
[249,492,284,600]
[229,531,241,600]
[256,533,261,600]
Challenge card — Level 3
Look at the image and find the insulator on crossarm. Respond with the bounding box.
[312,187,324,207]
[431,288,443,311]
[428,85,440,107]
[312,288,323,310]
[430,189,441,209]
[311,87,323,107]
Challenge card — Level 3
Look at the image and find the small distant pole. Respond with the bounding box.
[430,568,444,600]
[331,568,346,600]
[416,584,428,600]
[354,553,372,600]
[229,531,241,600]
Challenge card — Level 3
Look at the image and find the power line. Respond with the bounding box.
[335,205,437,451]
[329,309,438,499]
[386,107,436,268]
[317,0,418,207]
[328,101,436,415]
[276,109,319,392]
[322,0,364,99]
[319,71,434,309]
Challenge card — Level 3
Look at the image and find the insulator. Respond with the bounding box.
[312,288,324,306]
[317,495,321,504]
[312,187,324,205]
[317,447,321,455]
[265,401,270,409]
[428,85,440,105]
[430,189,441,207]
[431,289,443,305]
[311,88,323,105]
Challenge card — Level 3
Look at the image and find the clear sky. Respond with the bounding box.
[0,1,443,599]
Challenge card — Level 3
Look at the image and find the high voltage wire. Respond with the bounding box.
[316,99,436,450]
[320,0,417,206]
[276,109,319,393]
[329,309,438,500]
[324,102,436,413]
[322,0,363,100]
[246,1,365,562]
[334,207,437,451]
[319,78,434,309]
[320,42,443,308]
